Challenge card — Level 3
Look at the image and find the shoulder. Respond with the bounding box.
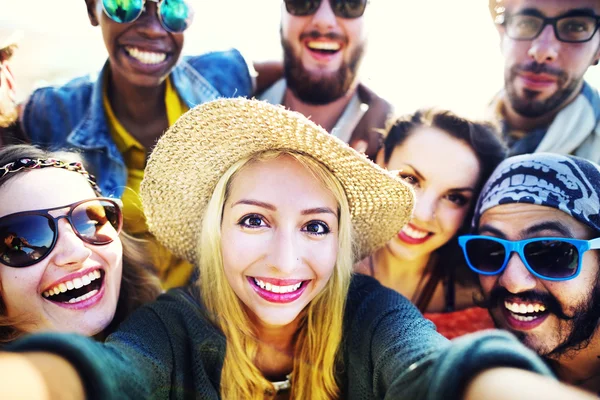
[22,74,97,142]
[182,49,253,97]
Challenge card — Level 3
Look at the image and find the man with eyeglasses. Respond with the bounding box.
[258,0,390,160]
[488,0,600,163]
[459,152,600,394]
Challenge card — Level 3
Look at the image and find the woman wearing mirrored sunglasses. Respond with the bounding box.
[13,0,282,290]
[356,109,507,339]
[1,99,596,400]
[0,145,160,344]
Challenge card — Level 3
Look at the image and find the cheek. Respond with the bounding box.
[438,206,468,237]
[479,275,497,295]
[306,237,338,280]
[0,266,43,315]
[220,230,265,276]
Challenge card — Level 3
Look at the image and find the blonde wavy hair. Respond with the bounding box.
[198,150,354,400]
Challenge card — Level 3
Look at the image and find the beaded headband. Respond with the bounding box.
[0,158,102,194]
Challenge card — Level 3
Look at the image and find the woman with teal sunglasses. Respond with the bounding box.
[15,0,281,291]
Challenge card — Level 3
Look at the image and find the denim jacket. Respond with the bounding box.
[22,49,253,197]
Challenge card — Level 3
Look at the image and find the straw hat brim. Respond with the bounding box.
[141,98,414,266]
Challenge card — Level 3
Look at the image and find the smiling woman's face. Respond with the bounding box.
[220,155,339,329]
[383,126,481,262]
[0,168,123,337]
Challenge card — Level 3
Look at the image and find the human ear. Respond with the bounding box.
[85,0,100,27]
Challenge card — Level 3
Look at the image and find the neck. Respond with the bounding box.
[251,315,300,379]
[549,338,600,393]
[107,69,168,142]
[282,86,357,132]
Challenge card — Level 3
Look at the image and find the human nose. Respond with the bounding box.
[50,220,92,268]
[311,0,337,29]
[268,227,301,275]
[528,24,559,63]
[498,252,537,293]
[412,189,437,223]
[137,2,169,37]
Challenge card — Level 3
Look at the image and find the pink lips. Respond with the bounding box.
[518,72,557,91]
[397,224,432,245]
[501,307,549,331]
[248,277,309,304]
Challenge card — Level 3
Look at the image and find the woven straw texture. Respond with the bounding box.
[141,98,415,265]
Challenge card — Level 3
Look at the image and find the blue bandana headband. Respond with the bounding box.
[473,153,600,233]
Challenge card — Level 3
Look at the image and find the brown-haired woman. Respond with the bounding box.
[357,109,507,338]
[0,144,160,344]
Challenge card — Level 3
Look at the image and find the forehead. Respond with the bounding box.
[479,203,595,239]
[0,169,97,217]
[228,155,338,207]
[504,0,600,15]
[388,126,480,187]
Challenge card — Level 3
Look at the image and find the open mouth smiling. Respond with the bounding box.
[42,270,105,304]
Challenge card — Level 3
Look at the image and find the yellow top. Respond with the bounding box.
[103,77,192,289]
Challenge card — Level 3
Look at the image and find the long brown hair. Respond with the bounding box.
[0,144,161,343]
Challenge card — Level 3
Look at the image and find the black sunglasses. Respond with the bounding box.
[284,0,368,19]
[0,198,123,268]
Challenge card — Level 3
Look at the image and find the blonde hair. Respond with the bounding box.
[198,150,354,399]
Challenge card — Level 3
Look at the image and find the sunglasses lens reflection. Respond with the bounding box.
[330,0,367,18]
[160,0,193,32]
[466,238,506,273]
[524,240,579,279]
[0,215,55,267]
[102,0,144,23]
[72,200,121,245]
[285,0,321,16]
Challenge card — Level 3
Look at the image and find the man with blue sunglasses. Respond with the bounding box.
[459,152,600,394]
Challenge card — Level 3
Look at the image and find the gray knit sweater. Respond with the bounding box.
[9,274,552,399]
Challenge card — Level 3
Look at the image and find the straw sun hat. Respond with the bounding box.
[141,98,415,265]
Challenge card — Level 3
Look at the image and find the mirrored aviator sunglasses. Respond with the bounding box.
[458,235,600,282]
[284,0,368,19]
[0,198,123,268]
[102,0,194,33]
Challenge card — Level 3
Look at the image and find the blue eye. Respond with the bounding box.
[303,221,330,236]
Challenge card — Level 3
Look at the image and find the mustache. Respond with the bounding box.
[513,61,567,79]
[299,30,347,44]
[481,286,573,320]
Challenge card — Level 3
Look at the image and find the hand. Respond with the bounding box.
[0,59,18,128]
[350,139,368,154]
[464,368,597,400]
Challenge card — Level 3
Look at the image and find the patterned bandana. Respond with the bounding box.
[473,153,600,233]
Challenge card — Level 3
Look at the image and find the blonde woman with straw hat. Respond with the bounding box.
[0,98,596,400]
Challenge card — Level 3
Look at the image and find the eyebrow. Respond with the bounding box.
[478,221,573,238]
[403,164,425,181]
[232,200,337,217]
[524,221,573,237]
[232,199,276,211]
[518,8,597,18]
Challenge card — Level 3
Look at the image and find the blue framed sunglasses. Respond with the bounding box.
[102,0,194,33]
[458,235,600,281]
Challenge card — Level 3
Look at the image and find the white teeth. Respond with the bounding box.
[67,289,99,304]
[401,225,429,239]
[42,270,103,299]
[504,301,547,315]
[125,46,167,65]
[307,41,341,51]
[253,278,303,294]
